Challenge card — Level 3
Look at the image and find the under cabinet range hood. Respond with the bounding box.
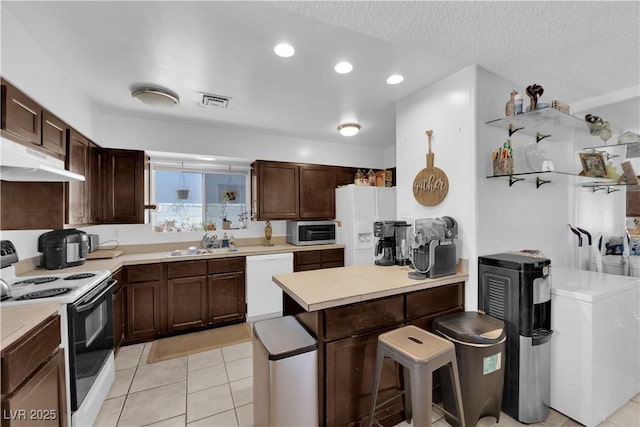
[0,137,85,182]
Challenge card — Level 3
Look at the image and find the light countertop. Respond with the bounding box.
[1,301,60,349]
[552,267,640,302]
[273,264,468,311]
[18,243,346,277]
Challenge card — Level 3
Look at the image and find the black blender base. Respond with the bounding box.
[375,259,395,266]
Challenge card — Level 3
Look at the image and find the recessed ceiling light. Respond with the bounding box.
[197,156,216,161]
[334,62,353,74]
[274,43,295,58]
[132,88,179,107]
[386,74,404,85]
[337,123,361,137]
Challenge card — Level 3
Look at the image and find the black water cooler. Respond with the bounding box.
[478,253,553,424]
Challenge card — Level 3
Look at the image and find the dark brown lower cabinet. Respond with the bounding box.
[1,314,67,427]
[123,259,246,343]
[285,281,465,427]
[1,350,67,427]
[325,327,404,427]
[112,282,125,353]
[167,276,207,332]
[126,281,161,343]
[208,271,245,325]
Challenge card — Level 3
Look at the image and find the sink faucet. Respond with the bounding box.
[201,232,219,249]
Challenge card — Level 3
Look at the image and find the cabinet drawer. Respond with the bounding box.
[405,283,464,321]
[208,257,245,274]
[167,260,207,279]
[295,250,321,266]
[324,296,404,341]
[321,248,344,264]
[127,264,162,283]
[1,315,60,395]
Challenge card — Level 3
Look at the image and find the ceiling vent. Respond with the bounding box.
[200,93,231,109]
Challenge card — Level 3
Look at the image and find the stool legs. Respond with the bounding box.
[409,364,433,426]
[403,366,412,422]
[367,344,385,427]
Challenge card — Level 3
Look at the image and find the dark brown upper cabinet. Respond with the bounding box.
[42,110,67,156]
[252,161,300,220]
[65,128,90,225]
[102,149,146,224]
[299,164,335,219]
[252,160,342,221]
[1,79,42,149]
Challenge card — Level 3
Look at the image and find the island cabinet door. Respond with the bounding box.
[166,276,208,332]
[325,327,404,427]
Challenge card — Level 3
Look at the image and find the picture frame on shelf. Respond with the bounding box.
[579,152,608,178]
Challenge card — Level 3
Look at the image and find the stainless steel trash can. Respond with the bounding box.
[253,316,318,426]
[433,311,506,427]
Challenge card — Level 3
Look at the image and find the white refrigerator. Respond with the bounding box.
[335,185,396,266]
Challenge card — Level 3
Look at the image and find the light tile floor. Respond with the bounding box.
[95,339,639,427]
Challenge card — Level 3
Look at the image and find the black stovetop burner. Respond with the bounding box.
[12,277,59,287]
[16,288,72,300]
[64,273,96,281]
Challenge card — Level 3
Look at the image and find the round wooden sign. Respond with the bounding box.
[413,131,449,206]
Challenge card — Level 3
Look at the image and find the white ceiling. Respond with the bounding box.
[2,1,639,150]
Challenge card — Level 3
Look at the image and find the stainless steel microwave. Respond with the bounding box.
[286,220,336,246]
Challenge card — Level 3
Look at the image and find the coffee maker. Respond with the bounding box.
[408,216,459,279]
[373,221,396,266]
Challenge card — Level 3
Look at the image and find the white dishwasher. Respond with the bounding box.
[246,253,293,322]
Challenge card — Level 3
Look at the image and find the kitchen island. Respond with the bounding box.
[273,264,468,427]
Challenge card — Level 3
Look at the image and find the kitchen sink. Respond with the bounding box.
[166,247,241,257]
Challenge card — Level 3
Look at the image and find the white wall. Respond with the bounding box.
[475,68,574,269]
[0,8,102,142]
[1,6,392,260]
[101,114,388,168]
[396,66,478,309]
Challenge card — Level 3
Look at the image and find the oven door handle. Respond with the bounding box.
[75,279,116,313]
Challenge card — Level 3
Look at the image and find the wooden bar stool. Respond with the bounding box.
[367,325,466,427]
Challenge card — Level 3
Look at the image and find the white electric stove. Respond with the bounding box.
[0,241,115,427]
[1,268,111,305]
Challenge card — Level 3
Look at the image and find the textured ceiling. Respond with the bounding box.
[274,1,640,104]
[2,1,638,153]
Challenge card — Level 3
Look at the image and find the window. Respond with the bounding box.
[153,168,249,232]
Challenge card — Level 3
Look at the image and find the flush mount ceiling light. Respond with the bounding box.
[338,123,361,137]
[274,43,295,58]
[334,61,353,74]
[386,74,404,85]
[132,88,179,107]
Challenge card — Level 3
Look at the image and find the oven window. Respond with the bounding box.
[68,283,114,411]
[84,302,107,347]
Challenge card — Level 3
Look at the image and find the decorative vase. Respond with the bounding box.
[264,220,273,246]
[505,90,517,117]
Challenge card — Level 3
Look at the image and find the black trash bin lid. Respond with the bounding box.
[433,312,505,345]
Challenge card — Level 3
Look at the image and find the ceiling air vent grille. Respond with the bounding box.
[200,93,231,109]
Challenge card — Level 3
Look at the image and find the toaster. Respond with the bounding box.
[38,229,89,269]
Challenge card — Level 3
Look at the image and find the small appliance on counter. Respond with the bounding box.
[373,220,403,266]
[408,216,459,279]
[286,220,336,246]
[88,233,100,252]
[38,229,89,269]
